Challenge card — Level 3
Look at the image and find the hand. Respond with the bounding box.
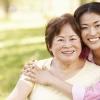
[22,59,38,82]
[24,66,57,85]
[23,59,36,71]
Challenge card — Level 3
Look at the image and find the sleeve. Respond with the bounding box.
[84,82,100,100]
[72,84,85,100]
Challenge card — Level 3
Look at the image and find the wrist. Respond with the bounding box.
[49,76,60,86]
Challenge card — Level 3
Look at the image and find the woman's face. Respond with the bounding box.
[80,12,100,50]
[49,24,82,63]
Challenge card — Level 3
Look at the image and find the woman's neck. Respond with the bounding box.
[93,49,100,65]
[51,58,85,80]
[52,58,85,73]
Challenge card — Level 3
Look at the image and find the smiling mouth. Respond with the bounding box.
[88,37,100,42]
[62,51,75,54]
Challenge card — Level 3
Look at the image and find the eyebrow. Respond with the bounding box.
[94,20,100,24]
[81,20,100,26]
[56,36,64,38]
[56,35,78,38]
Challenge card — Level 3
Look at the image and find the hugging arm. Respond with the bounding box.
[7,61,35,100]
[7,77,33,100]
[24,66,100,100]
[23,63,73,99]
[20,60,100,100]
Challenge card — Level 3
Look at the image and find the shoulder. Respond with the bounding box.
[85,60,100,71]
[85,60,100,69]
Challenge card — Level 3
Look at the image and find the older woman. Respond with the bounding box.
[23,2,100,100]
[7,13,100,100]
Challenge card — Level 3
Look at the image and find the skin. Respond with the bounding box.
[23,12,100,99]
[50,24,82,65]
[23,23,85,98]
[7,23,85,100]
[24,63,73,98]
[80,12,100,65]
[46,23,84,81]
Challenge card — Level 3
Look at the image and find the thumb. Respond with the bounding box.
[42,66,48,70]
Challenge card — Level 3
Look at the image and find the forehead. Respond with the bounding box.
[80,12,100,24]
[58,24,77,36]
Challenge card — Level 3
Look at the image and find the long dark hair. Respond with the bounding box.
[74,2,100,59]
[74,2,100,26]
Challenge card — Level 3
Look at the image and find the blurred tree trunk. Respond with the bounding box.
[0,0,10,17]
[4,0,10,14]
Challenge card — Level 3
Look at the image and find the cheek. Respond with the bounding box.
[81,32,87,41]
[98,29,100,34]
[75,40,82,50]
[50,44,62,55]
[78,43,82,51]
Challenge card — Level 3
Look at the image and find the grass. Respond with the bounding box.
[0,27,45,41]
[0,27,50,100]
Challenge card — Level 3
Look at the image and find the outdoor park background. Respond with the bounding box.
[0,0,99,99]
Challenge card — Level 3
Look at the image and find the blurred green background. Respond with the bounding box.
[0,27,50,100]
[0,0,99,99]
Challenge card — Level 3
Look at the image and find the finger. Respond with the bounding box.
[24,59,35,68]
[24,70,37,78]
[23,68,32,75]
[33,66,41,71]
[31,68,39,75]
[24,77,34,83]
[24,64,32,70]
[42,66,48,70]
[25,77,38,83]
[31,62,39,69]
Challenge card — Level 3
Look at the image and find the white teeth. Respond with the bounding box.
[62,51,74,54]
[89,38,99,42]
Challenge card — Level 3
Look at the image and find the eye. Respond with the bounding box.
[70,38,77,41]
[95,24,100,28]
[81,26,88,30]
[57,39,64,41]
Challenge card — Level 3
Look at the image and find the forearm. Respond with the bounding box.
[7,75,33,100]
[49,77,72,98]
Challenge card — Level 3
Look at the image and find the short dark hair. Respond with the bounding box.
[74,2,100,26]
[45,13,86,58]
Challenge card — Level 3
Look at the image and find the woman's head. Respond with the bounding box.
[74,2,100,50]
[45,13,87,61]
[74,2,100,25]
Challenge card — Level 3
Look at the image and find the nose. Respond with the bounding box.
[63,40,72,48]
[90,27,97,36]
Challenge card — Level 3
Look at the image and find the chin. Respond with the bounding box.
[89,46,100,50]
[64,59,76,63]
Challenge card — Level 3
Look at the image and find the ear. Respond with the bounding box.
[48,44,52,51]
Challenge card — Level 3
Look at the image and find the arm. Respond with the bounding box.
[7,60,35,100]
[7,75,33,100]
[49,75,72,98]
[24,66,72,98]
[23,61,100,100]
